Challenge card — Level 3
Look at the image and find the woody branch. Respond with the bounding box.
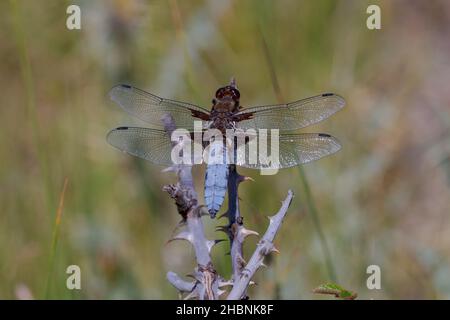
[162,114,222,300]
[227,189,294,300]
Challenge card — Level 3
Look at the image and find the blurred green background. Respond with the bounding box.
[1,0,450,299]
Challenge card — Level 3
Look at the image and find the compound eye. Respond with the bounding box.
[215,88,225,99]
[232,88,240,99]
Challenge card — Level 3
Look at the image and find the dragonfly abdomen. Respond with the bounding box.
[204,164,229,218]
[204,142,229,218]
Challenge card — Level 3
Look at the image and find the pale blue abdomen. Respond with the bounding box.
[204,142,229,218]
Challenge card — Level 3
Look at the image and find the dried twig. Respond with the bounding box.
[227,190,293,300]
[223,165,258,299]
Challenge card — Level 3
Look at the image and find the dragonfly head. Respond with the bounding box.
[213,85,241,110]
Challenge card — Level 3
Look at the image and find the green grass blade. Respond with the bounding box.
[259,26,338,283]
[44,178,68,299]
[298,167,337,282]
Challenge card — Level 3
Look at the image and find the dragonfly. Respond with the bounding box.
[107,79,345,218]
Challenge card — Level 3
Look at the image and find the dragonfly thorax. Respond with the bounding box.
[210,96,239,132]
[209,115,236,133]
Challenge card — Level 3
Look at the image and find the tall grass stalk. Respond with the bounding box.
[298,167,337,282]
[45,177,69,298]
[10,0,54,211]
[260,29,337,282]
[168,0,201,101]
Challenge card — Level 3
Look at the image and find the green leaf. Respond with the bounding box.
[312,283,357,300]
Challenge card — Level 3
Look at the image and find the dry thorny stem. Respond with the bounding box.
[162,114,294,300]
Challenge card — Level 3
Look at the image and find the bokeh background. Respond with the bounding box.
[1,0,450,299]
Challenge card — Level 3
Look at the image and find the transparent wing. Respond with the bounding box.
[109,84,210,130]
[236,93,345,131]
[235,132,341,169]
[107,126,204,166]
